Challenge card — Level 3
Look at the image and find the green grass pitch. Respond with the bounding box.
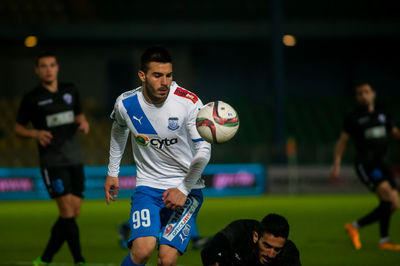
[1,194,400,265]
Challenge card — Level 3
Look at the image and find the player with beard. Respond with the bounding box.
[331,83,400,250]
[104,46,211,266]
[201,213,301,266]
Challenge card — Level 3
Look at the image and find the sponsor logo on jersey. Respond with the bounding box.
[63,93,73,104]
[38,98,53,106]
[150,138,178,149]
[163,197,199,241]
[174,87,198,104]
[135,135,178,149]
[168,117,180,131]
[165,225,173,235]
[132,115,143,125]
[135,134,150,146]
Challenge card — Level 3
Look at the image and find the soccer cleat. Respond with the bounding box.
[378,242,400,250]
[33,257,49,266]
[345,223,361,250]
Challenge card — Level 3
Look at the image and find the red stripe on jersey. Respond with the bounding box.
[174,87,198,104]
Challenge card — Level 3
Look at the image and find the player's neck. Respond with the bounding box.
[367,103,375,113]
[42,80,58,93]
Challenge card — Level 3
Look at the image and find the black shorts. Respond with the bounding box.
[41,164,85,198]
[354,161,396,191]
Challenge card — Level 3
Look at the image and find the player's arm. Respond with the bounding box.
[391,126,400,140]
[14,122,53,147]
[104,101,129,204]
[330,131,349,180]
[75,113,89,134]
[163,140,211,209]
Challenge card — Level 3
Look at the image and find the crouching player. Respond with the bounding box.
[201,214,301,266]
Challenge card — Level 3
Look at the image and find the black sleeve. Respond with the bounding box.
[72,85,83,116]
[201,232,232,266]
[16,95,32,125]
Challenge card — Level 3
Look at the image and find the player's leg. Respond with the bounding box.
[119,219,131,249]
[123,186,163,265]
[158,244,180,266]
[38,167,72,263]
[159,189,203,263]
[191,220,210,250]
[59,165,86,264]
[122,236,157,265]
[374,175,400,250]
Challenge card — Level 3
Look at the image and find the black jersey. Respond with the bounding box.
[201,219,301,266]
[16,83,83,167]
[343,105,395,162]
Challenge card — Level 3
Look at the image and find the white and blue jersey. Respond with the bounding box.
[107,81,211,253]
[107,81,211,192]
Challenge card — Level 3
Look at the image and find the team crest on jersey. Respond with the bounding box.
[63,93,72,104]
[135,134,150,146]
[378,114,386,123]
[168,117,180,131]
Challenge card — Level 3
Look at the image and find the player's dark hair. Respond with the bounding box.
[259,213,289,239]
[140,46,172,73]
[355,82,374,91]
[35,51,57,66]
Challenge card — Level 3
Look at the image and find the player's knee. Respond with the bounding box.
[157,254,177,266]
[131,245,154,263]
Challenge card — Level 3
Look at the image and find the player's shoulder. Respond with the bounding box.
[115,87,141,105]
[171,82,200,105]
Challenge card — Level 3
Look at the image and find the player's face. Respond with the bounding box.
[253,232,286,265]
[139,62,173,104]
[355,84,376,107]
[35,56,59,84]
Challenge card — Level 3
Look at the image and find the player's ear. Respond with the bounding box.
[138,70,146,82]
[253,231,259,244]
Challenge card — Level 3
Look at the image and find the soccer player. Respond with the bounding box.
[14,51,89,266]
[201,213,301,266]
[104,46,211,266]
[331,83,400,250]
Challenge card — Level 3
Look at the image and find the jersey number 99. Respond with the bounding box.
[132,209,151,229]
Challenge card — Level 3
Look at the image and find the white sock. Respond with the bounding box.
[352,221,360,230]
[379,237,390,244]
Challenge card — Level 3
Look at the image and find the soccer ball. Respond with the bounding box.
[196,101,239,144]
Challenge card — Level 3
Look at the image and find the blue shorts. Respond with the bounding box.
[128,186,203,254]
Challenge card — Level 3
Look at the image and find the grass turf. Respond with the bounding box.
[1,194,400,265]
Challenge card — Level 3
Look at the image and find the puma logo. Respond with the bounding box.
[132,115,143,125]
[179,234,186,244]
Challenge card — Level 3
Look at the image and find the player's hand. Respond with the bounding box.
[104,175,119,205]
[330,164,340,184]
[162,188,187,210]
[78,119,90,134]
[35,130,53,147]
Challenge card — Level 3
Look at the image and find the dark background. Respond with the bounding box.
[1,0,400,166]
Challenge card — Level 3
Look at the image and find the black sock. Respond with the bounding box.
[41,217,66,262]
[358,201,392,235]
[358,205,381,227]
[64,218,85,263]
[378,201,392,238]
